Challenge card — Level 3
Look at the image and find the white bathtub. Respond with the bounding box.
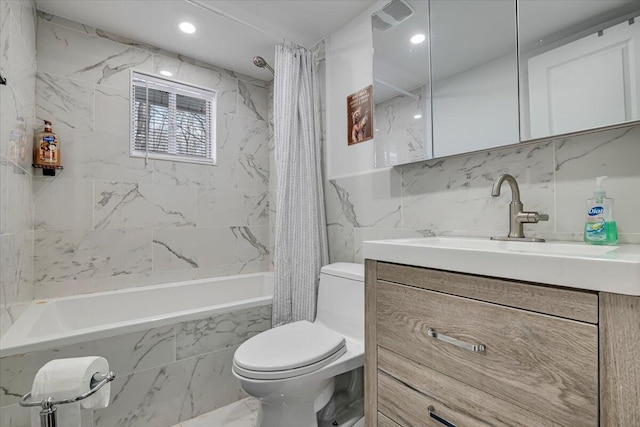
[0,272,273,357]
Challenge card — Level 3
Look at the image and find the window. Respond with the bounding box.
[130,71,216,164]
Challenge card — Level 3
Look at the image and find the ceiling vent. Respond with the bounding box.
[372,0,415,31]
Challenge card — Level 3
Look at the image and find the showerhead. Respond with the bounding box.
[253,56,274,76]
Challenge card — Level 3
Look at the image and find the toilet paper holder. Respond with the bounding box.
[19,371,115,427]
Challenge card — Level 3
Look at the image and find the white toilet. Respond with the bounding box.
[232,263,365,427]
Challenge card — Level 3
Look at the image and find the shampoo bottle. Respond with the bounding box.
[583,176,618,245]
[34,120,60,167]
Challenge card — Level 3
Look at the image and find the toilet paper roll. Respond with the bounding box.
[30,356,111,427]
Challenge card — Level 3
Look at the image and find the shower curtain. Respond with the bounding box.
[273,42,329,327]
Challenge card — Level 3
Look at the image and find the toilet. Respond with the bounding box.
[232,263,365,427]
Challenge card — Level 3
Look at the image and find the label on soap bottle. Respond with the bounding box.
[585,206,606,240]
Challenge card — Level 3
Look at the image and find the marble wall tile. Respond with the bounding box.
[237,151,269,191]
[33,177,94,230]
[6,0,35,63]
[400,141,555,238]
[34,228,152,282]
[196,189,268,227]
[8,10,36,87]
[353,227,424,263]
[33,265,232,299]
[30,14,272,297]
[219,113,268,155]
[37,19,153,88]
[151,155,235,190]
[93,347,241,427]
[237,81,268,122]
[94,181,197,229]
[228,260,270,276]
[326,168,402,230]
[3,161,32,234]
[554,125,640,236]
[53,128,152,183]
[176,305,272,360]
[0,403,30,427]
[152,227,238,272]
[36,73,94,131]
[95,84,130,136]
[326,223,355,264]
[0,0,36,339]
[233,226,269,265]
[1,231,33,313]
[37,10,98,37]
[153,55,238,115]
[0,326,175,407]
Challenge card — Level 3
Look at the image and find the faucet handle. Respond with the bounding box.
[520,212,549,223]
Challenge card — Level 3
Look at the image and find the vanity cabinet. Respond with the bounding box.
[364,260,640,426]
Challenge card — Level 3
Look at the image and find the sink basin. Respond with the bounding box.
[363,237,640,295]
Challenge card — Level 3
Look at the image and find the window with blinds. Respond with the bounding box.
[130,72,216,164]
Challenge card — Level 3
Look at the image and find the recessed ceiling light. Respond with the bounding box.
[179,22,196,34]
[159,70,173,77]
[414,114,422,119]
[411,33,426,44]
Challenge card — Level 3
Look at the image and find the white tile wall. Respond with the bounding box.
[0,0,36,337]
[32,14,272,298]
[0,304,272,427]
[325,124,640,263]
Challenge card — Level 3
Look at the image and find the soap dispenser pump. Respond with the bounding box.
[583,176,618,245]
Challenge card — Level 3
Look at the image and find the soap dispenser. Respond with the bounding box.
[583,176,618,245]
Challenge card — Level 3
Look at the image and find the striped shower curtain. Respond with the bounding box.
[272,42,329,327]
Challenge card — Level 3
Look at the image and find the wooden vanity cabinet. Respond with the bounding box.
[365,260,640,427]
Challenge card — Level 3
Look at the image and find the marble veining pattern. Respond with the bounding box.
[34,228,152,282]
[36,72,94,131]
[1,0,36,337]
[176,305,272,360]
[31,13,271,297]
[93,347,241,427]
[94,181,197,229]
[0,326,175,407]
[326,124,640,263]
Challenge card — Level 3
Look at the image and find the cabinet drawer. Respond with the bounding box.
[378,412,402,427]
[378,347,554,426]
[377,262,598,324]
[376,280,598,426]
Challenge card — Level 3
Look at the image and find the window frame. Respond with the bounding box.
[129,70,217,165]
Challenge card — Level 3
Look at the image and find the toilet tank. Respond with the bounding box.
[315,262,364,342]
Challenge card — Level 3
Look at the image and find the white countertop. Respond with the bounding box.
[363,237,640,296]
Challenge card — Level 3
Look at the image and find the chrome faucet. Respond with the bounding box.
[491,174,549,242]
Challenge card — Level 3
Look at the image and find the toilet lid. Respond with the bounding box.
[233,320,346,373]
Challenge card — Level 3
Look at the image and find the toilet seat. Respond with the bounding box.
[233,320,347,380]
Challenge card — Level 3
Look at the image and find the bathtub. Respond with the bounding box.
[0,272,273,358]
[0,272,273,426]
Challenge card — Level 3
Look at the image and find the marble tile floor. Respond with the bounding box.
[173,397,365,427]
[174,398,259,427]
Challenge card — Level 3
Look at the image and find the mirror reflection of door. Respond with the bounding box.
[372,0,431,168]
[519,0,640,140]
[430,0,519,158]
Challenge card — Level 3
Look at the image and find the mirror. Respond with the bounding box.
[430,0,519,158]
[372,0,432,167]
[519,0,640,140]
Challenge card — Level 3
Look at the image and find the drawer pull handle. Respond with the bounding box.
[427,328,486,353]
[428,405,456,427]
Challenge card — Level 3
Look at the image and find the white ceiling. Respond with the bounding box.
[36,0,377,80]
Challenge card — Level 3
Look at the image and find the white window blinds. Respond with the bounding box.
[130,72,216,164]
